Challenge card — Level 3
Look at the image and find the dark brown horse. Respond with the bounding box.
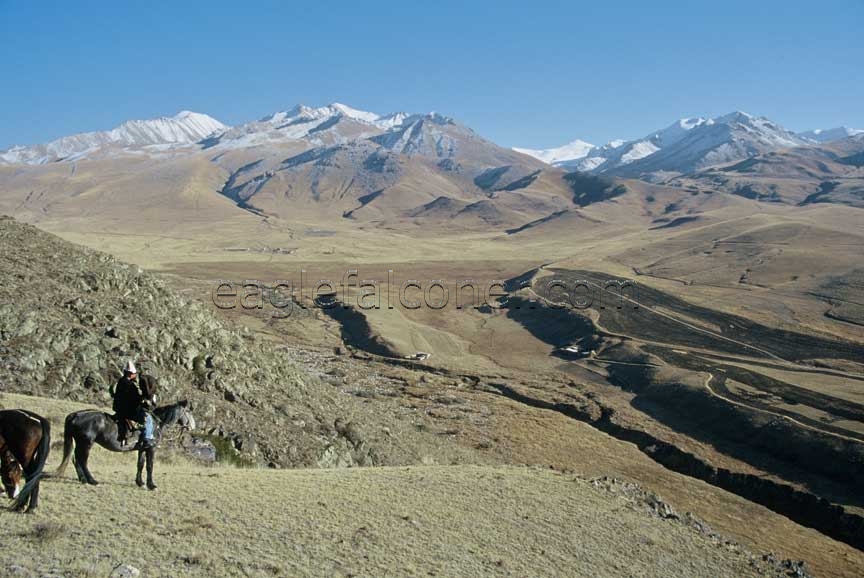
[0,409,51,512]
[55,400,195,490]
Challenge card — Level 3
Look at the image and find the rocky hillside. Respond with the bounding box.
[0,216,479,468]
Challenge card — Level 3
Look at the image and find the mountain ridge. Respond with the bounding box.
[0,111,227,164]
[5,104,860,177]
[800,126,864,143]
[515,111,812,178]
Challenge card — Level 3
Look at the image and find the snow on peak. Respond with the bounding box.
[206,103,436,150]
[1,111,227,164]
[799,126,864,143]
[605,110,806,175]
[514,139,595,165]
[376,112,411,129]
[369,112,466,157]
[620,141,660,164]
[329,102,381,123]
[516,110,806,173]
[679,117,711,130]
[251,103,422,137]
[113,111,227,145]
[647,117,710,148]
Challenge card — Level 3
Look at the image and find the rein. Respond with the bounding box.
[150,404,191,445]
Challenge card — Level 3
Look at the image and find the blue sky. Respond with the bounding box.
[1,0,862,149]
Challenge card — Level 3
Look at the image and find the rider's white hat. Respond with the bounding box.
[124,360,137,374]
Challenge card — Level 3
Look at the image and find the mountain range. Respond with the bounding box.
[516,113,862,180]
[2,104,861,178]
[1,103,862,232]
[3,105,860,176]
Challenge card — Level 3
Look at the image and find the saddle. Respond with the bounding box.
[111,414,138,429]
[111,414,140,445]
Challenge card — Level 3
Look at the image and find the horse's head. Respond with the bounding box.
[176,399,196,432]
[1,459,22,500]
[154,399,196,431]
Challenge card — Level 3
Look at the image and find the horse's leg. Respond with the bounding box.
[72,440,87,483]
[75,442,98,485]
[146,447,157,491]
[136,450,145,487]
[25,478,41,511]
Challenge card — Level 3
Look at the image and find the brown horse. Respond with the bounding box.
[0,409,51,512]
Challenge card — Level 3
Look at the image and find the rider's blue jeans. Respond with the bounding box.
[132,408,155,441]
[143,413,154,441]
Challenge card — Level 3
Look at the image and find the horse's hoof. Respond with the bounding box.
[135,479,144,487]
[88,480,99,486]
[147,484,158,491]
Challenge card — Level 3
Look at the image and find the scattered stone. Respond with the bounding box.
[317,443,354,468]
[232,434,257,454]
[185,437,217,462]
[334,418,364,449]
[110,564,141,578]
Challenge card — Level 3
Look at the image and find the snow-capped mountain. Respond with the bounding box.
[516,118,711,170]
[799,127,864,143]
[371,113,470,157]
[215,107,549,225]
[203,103,410,149]
[518,112,808,178]
[513,139,594,165]
[612,111,806,177]
[3,104,833,182]
[0,103,413,163]
[0,111,226,164]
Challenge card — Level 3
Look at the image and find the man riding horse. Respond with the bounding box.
[111,360,157,449]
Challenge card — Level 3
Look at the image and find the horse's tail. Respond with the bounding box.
[13,415,50,510]
[52,413,76,478]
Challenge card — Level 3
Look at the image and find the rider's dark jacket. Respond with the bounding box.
[112,374,157,422]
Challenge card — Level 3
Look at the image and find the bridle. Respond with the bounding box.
[151,404,194,445]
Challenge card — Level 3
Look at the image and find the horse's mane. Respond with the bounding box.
[152,402,185,426]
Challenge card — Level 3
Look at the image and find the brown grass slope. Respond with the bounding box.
[0,392,802,578]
